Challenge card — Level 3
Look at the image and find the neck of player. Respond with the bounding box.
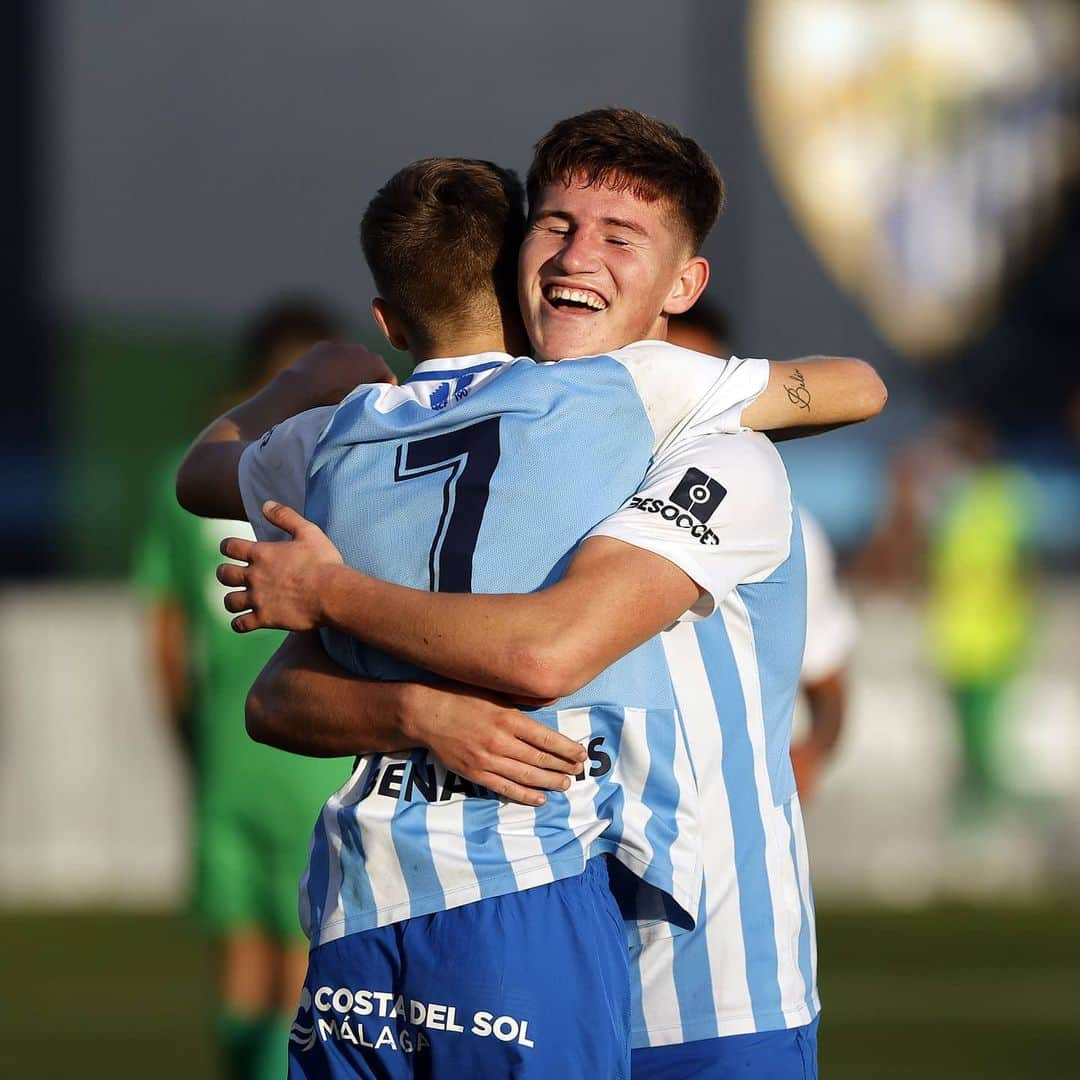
[410,332,509,365]
[407,307,529,365]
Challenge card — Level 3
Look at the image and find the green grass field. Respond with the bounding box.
[1,905,1077,1078]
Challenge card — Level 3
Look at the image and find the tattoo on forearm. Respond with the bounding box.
[785,368,811,411]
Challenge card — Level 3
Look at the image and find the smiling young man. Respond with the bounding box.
[520,112,829,1078]
[185,112,882,1080]
[521,112,713,365]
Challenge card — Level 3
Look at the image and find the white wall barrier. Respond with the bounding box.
[0,585,188,907]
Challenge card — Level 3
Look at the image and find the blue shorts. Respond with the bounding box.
[288,856,630,1079]
[631,1016,819,1080]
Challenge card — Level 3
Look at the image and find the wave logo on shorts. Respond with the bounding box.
[289,986,317,1052]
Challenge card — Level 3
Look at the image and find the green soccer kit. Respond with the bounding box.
[136,454,349,939]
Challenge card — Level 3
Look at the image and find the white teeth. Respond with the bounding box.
[546,285,607,311]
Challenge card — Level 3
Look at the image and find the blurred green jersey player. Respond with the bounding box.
[135,299,352,1080]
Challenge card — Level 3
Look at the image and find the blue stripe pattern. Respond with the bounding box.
[303,815,332,937]
[462,796,511,900]
[303,757,378,939]
[388,748,446,916]
[532,769,585,882]
[734,506,806,806]
[335,801,378,934]
[667,879,719,1040]
[336,757,386,934]
[693,613,783,1026]
[784,799,814,998]
[592,705,626,851]
[644,505,813,1041]
[640,707,680,899]
[625,918,650,1040]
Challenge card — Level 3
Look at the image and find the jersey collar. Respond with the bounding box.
[407,352,516,382]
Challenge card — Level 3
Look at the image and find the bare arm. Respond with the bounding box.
[791,668,847,803]
[248,631,587,806]
[221,506,700,702]
[147,600,190,729]
[744,357,886,437]
[246,630,414,757]
[176,342,396,520]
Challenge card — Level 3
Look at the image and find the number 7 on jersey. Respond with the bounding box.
[393,417,501,593]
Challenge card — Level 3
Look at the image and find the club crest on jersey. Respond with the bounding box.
[429,373,474,411]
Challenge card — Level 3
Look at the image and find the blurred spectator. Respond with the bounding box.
[668,302,857,802]
[926,415,1037,817]
[133,298,349,1080]
[859,409,1040,816]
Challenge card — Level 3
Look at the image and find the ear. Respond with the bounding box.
[371,298,410,352]
[661,256,710,316]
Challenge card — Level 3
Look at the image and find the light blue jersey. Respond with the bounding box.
[589,434,817,1045]
[239,343,769,949]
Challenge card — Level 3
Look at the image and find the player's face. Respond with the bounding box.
[519,177,708,363]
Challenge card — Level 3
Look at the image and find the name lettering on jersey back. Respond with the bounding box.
[363,737,612,805]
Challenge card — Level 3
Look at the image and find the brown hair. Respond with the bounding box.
[527,108,724,252]
[360,158,526,349]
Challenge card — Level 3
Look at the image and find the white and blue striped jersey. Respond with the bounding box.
[589,431,818,1045]
[238,343,769,949]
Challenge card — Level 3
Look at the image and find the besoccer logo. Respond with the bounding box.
[625,466,726,546]
[669,468,726,523]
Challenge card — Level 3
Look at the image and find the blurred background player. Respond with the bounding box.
[668,300,857,802]
[858,411,1039,819]
[134,299,351,1080]
[926,414,1036,817]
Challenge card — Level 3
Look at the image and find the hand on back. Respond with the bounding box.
[218,502,342,632]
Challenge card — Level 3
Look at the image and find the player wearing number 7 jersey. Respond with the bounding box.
[253,339,767,950]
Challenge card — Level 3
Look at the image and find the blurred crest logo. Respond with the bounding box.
[750,0,1079,357]
[430,373,475,410]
